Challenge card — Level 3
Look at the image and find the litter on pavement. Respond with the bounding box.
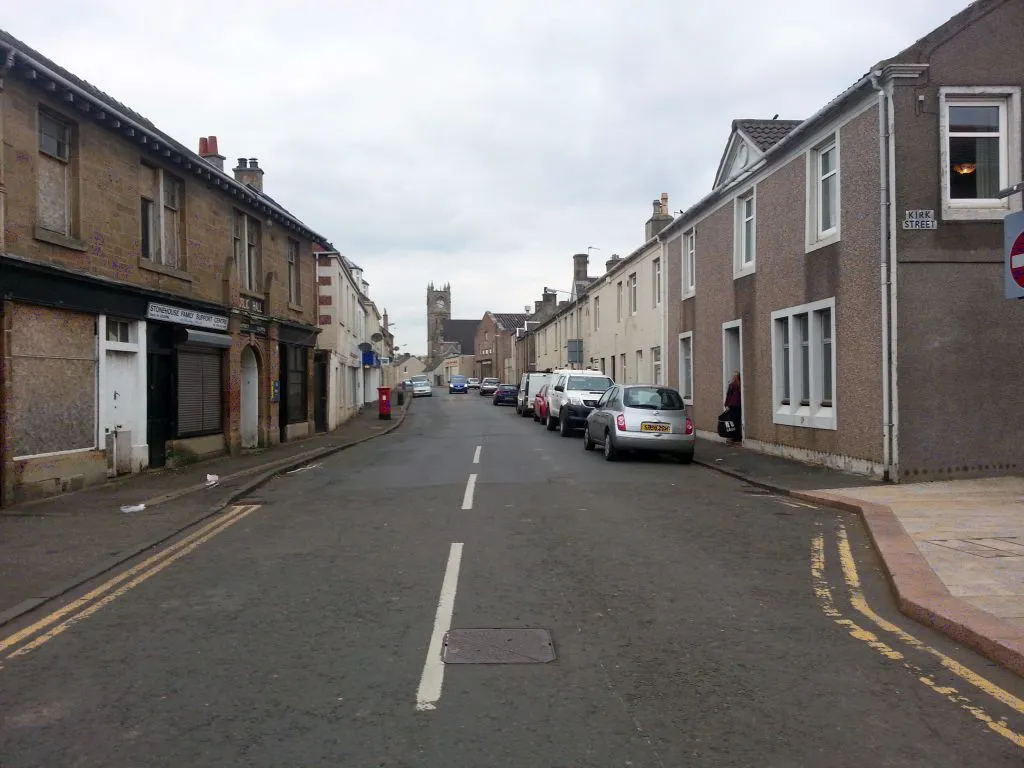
[120,504,146,514]
[285,463,322,475]
[206,474,219,486]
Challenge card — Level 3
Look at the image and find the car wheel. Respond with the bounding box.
[583,424,595,451]
[559,413,572,437]
[546,413,557,431]
[603,430,619,461]
[677,449,694,465]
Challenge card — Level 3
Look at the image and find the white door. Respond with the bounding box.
[106,350,137,474]
[241,347,260,448]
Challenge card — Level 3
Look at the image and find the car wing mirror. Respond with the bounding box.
[554,385,565,392]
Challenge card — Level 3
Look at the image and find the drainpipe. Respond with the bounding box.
[871,69,898,482]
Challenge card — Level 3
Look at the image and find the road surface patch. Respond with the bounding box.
[442,628,555,664]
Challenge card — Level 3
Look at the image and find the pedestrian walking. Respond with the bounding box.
[724,370,742,444]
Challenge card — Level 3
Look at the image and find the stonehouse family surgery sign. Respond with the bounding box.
[146,302,229,331]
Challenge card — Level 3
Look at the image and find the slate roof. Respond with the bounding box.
[0,28,328,244]
[441,319,481,355]
[734,119,803,152]
[491,313,530,332]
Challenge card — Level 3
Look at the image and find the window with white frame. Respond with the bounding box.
[940,87,1021,219]
[616,281,623,321]
[734,191,756,274]
[594,296,600,330]
[652,258,661,307]
[628,273,637,315]
[807,138,839,248]
[37,110,74,238]
[651,346,662,384]
[682,230,696,296]
[635,349,642,383]
[771,298,836,430]
[234,210,262,292]
[678,333,693,402]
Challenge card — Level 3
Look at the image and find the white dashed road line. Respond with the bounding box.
[461,474,477,510]
[473,445,481,464]
[415,542,464,711]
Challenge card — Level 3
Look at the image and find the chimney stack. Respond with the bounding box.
[605,254,622,273]
[534,300,543,314]
[542,288,557,306]
[645,192,673,240]
[572,253,588,285]
[233,157,265,192]
[198,135,225,171]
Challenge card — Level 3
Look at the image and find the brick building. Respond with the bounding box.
[474,311,530,382]
[0,30,328,504]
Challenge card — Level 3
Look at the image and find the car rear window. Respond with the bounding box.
[623,387,685,410]
[483,378,499,384]
[411,375,428,382]
[452,376,467,382]
[567,376,613,391]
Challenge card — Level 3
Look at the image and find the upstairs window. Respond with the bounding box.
[37,110,76,238]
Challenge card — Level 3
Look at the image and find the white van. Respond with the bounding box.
[516,372,551,417]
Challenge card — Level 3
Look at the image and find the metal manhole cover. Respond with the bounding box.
[442,628,555,664]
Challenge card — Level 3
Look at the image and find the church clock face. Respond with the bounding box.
[434,298,447,310]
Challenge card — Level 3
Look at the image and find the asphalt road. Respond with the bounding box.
[2,388,1024,766]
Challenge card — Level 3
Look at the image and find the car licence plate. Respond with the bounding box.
[641,422,670,433]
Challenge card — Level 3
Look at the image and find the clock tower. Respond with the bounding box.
[426,282,451,364]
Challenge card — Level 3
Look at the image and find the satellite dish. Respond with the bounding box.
[371,332,383,342]
[358,342,372,352]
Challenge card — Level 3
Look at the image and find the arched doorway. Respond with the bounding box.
[241,346,260,449]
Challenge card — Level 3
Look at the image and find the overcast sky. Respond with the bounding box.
[9,0,969,355]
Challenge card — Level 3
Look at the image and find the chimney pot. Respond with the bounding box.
[208,136,219,154]
[248,158,258,169]
[236,157,247,169]
[199,136,209,155]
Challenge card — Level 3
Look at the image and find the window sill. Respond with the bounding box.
[240,289,265,300]
[139,258,193,282]
[681,289,696,300]
[941,202,1011,222]
[773,404,836,431]
[733,264,756,280]
[105,341,139,353]
[806,230,840,253]
[34,227,86,252]
[288,302,303,312]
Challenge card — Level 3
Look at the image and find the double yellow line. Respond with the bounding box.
[0,504,261,663]
[812,523,1024,749]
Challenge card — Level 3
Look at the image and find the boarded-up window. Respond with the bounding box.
[10,304,96,457]
[177,350,222,436]
[140,164,184,268]
[38,111,71,236]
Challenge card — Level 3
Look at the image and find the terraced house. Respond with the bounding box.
[0,30,330,504]
[661,0,1023,481]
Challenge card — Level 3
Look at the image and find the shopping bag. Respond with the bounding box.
[718,410,738,439]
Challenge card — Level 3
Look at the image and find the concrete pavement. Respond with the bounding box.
[0,398,411,627]
[692,434,1024,678]
[1,391,1022,765]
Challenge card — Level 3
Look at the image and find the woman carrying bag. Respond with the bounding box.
[720,371,742,444]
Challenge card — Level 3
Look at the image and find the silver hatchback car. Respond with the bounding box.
[584,384,695,463]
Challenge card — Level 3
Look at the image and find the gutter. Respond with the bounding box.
[0,41,328,245]
[660,72,877,241]
[870,69,898,482]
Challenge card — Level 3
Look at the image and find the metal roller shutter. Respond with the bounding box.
[177,349,223,436]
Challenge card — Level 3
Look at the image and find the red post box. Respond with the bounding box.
[377,386,392,420]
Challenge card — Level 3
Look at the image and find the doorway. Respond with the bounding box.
[314,352,328,433]
[722,320,744,433]
[241,346,260,449]
[146,350,174,467]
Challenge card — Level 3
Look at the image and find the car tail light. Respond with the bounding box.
[685,417,694,435]
[616,413,626,431]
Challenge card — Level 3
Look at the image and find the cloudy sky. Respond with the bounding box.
[9,0,969,355]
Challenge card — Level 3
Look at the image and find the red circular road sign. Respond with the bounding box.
[1013,230,1024,289]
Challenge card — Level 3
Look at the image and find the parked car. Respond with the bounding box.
[546,370,615,436]
[492,383,519,406]
[410,374,432,397]
[468,377,481,389]
[449,374,469,394]
[516,372,551,417]
[533,384,550,424]
[479,378,500,396]
[584,384,694,463]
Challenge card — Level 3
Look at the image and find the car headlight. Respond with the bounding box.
[567,394,584,406]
